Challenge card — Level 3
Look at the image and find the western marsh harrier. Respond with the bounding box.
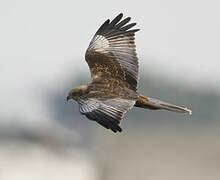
[67,13,191,133]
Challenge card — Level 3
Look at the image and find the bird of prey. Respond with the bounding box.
[67,13,191,133]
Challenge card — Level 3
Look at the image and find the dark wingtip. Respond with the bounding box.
[111,125,122,133]
[118,13,123,17]
[130,29,140,33]
[118,127,122,132]
[95,13,139,36]
[109,13,123,27]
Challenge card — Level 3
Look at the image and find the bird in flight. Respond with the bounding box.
[67,13,191,133]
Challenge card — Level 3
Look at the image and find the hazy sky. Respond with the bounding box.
[0,0,219,123]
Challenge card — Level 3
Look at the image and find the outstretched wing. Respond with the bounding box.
[79,98,135,132]
[85,13,139,90]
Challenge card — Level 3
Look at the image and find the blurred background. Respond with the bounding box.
[0,0,220,179]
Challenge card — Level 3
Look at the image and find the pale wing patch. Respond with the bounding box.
[102,98,135,118]
[88,35,110,53]
[79,99,99,112]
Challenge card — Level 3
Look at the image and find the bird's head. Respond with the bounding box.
[66,85,88,101]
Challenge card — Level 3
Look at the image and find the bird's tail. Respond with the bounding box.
[135,95,192,114]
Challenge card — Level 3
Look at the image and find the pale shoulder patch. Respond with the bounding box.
[88,35,110,53]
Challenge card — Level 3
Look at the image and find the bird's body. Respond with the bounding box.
[67,13,191,132]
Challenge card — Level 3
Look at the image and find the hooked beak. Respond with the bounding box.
[66,95,70,101]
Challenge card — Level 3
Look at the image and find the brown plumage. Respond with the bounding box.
[67,13,191,133]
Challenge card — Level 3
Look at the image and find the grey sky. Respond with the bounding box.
[0,0,219,123]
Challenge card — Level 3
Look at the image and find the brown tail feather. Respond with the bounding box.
[135,95,192,114]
